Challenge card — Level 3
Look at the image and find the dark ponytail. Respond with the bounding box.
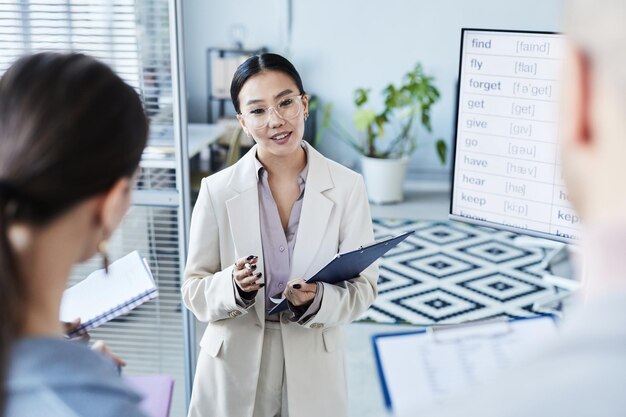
[230,53,306,114]
[0,185,23,415]
[0,52,149,414]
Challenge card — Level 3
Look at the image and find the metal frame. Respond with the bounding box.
[168,0,195,407]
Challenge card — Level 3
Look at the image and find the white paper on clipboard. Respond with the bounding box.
[372,316,559,415]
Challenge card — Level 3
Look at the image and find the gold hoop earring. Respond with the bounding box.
[98,240,110,274]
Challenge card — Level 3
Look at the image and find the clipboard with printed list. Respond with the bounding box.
[268,230,415,315]
[372,315,559,415]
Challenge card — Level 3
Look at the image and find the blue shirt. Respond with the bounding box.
[6,337,147,417]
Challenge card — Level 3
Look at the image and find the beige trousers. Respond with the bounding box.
[253,321,289,417]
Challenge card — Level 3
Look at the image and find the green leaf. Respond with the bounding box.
[354,88,369,107]
[353,108,376,132]
[313,102,333,147]
[421,109,432,132]
[320,102,333,129]
[307,95,318,112]
[383,84,398,109]
[436,138,447,165]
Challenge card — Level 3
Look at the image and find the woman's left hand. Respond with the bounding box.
[64,320,125,368]
[283,279,317,307]
[92,340,127,368]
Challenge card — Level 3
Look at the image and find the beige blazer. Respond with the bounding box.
[182,142,378,417]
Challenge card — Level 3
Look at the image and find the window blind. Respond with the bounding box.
[0,1,190,416]
[69,205,186,416]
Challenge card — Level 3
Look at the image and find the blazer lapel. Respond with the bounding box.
[225,146,265,324]
[291,144,335,280]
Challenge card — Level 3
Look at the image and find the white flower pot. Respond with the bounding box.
[361,156,409,204]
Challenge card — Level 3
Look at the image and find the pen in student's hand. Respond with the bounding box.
[292,284,301,289]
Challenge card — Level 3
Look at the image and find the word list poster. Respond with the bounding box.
[452,30,579,241]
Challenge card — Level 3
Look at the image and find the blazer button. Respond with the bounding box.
[311,323,324,329]
[281,314,290,324]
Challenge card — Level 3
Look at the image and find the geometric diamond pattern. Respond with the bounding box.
[402,253,480,279]
[394,288,484,322]
[424,298,452,309]
[458,273,545,302]
[377,264,422,294]
[488,281,513,291]
[358,218,565,325]
[456,239,532,264]
[416,221,477,245]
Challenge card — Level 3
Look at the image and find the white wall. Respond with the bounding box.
[183,0,562,177]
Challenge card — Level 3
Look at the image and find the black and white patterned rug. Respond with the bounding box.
[359,218,566,325]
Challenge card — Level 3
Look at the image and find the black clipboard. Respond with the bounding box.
[268,230,414,315]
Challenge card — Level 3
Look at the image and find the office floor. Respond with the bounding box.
[346,181,450,417]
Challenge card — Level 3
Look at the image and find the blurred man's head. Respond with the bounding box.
[560,0,626,224]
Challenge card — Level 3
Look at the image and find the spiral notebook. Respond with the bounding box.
[60,251,158,337]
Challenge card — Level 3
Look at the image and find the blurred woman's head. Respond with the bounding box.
[231,53,308,159]
[0,52,148,412]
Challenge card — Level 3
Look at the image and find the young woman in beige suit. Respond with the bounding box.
[183,53,378,417]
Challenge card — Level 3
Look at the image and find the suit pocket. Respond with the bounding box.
[322,328,338,353]
[200,325,225,358]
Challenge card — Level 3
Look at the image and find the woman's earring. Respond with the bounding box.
[7,224,31,252]
[98,240,110,274]
[304,112,309,121]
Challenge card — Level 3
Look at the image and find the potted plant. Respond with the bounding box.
[318,63,447,203]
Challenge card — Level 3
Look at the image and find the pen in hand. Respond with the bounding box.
[269,284,301,304]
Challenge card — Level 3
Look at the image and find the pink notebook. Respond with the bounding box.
[125,375,174,417]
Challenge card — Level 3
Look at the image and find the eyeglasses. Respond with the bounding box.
[238,94,305,129]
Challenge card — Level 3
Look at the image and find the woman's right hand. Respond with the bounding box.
[63,319,90,342]
[233,255,264,293]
